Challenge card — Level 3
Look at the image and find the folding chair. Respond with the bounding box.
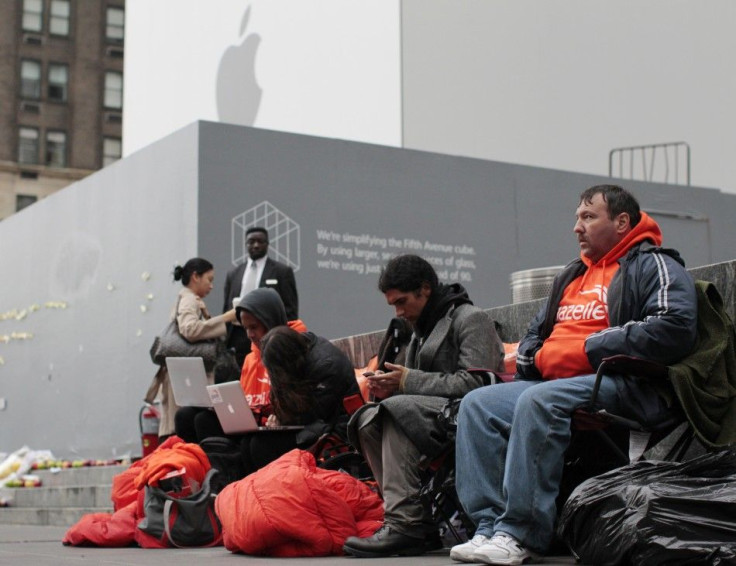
[574,354,695,466]
[309,392,374,482]
[486,359,694,513]
[419,446,476,544]
[418,368,497,544]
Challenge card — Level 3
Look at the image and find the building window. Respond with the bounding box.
[48,64,69,101]
[104,71,123,109]
[22,0,43,32]
[46,131,67,167]
[20,60,42,99]
[49,0,70,36]
[18,127,39,164]
[103,137,122,167]
[16,194,38,212]
[106,7,125,43]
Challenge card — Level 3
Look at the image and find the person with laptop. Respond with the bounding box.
[239,325,360,474]
[173,323,360,479]
[174,288,306,442]
[146,257,237,439]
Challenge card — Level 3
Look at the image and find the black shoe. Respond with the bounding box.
[424,531,444,553]
[343,525,439,558]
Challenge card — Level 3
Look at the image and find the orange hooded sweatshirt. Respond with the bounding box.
[239,319,308,407]
[535,212,662,379]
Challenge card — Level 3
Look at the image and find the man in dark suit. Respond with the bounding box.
[223,227,299,367]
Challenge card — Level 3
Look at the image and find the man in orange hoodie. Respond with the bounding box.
[451,185,698,565]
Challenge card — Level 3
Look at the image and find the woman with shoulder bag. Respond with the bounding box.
[146,258,237,439]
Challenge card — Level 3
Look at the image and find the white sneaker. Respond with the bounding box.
[471,533,542,565]
[450,533,494,562]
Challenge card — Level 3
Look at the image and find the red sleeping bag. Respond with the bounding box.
[215,449,383,556]
[63,437,214,548]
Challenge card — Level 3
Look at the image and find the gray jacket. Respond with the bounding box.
[370,302,504,458]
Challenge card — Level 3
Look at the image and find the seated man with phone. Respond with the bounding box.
[343,254,505,558]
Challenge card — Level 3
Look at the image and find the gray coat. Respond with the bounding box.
[353,303,504,459]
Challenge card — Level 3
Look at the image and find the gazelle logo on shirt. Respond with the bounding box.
[246,392,269,406]
[556,285,608,322]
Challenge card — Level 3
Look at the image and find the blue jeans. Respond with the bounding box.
[455,375,666,553]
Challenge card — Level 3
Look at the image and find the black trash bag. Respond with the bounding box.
[558,449,736,566]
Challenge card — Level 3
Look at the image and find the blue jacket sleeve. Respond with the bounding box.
[584,252,698,368]
[515,300,548,379]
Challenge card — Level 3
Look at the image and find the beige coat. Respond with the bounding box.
[147,287,229,437]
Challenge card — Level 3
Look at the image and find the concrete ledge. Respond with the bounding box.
[690,260,736,318]
[332,259,736,364]
[331,330,385,369]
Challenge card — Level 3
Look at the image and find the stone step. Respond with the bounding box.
[3,484,112,509]
[0,506,113,527]
[30,465,127,488]
[0,464,128,527]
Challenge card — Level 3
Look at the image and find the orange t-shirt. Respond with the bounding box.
[239,319,307,407]
[535,212,662,379]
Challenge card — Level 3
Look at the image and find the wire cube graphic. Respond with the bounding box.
[231,201,300,271]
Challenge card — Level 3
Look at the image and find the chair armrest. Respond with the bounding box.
[468,368,498,385]
[589,355,668,409]
[598,355,669,379]
[342,393,365,416]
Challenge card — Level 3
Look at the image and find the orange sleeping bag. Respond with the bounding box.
[215,449,383,556]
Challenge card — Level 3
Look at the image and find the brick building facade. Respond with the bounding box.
[0,0,124,220]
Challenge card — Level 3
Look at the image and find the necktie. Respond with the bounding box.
[241,261,259,297]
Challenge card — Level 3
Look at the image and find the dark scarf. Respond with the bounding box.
[414,283,472,339]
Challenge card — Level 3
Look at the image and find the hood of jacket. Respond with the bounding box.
[236,288,287,330]
[580,211,662,268]
[414,282,472,338]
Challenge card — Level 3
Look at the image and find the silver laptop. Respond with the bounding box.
[166,357,212,408]
[207,381,303,434]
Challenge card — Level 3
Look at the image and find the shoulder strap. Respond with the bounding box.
[173,295,182,329]
[161,468,222,548]
[163,499,221,549]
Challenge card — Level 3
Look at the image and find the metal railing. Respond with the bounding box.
[609,142,690,186]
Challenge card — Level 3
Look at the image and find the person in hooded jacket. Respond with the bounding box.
[236,288,308,412]
[174,288,306,443]
[176,288,359,475]
[450,185,698,565]
[239,325,360,474]
[343,254,504,558]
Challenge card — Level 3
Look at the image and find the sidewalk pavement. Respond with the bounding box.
[0,524,577,566]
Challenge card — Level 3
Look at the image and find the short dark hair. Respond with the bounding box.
[579,185,641,227]
[378,254,438,294]
[173,257,213,286]
[245,227,269,241]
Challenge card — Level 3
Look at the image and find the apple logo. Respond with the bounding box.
[216,5,262,126]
